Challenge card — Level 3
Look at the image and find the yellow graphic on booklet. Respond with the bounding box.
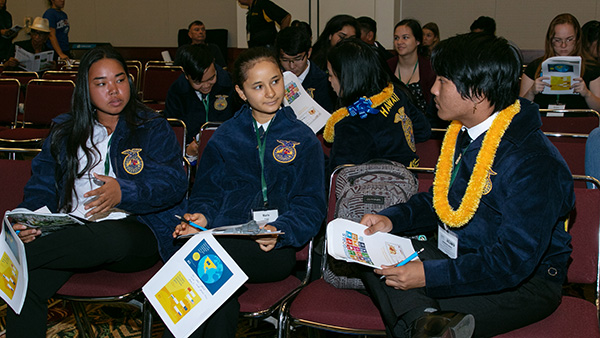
[0,253,18,299]
[155,271,202,324]
[550,76,571,91]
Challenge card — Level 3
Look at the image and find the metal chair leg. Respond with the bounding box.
[141,297,153,338]
[70,301,94,338]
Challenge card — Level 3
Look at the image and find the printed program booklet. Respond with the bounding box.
[176,220,283,240]
[143,232,248,338]
[282,71,331,133]
[0,212,28,314]
[14,46,54,72]
[326,218,416,268]
[6,207,84,237]
[541,56,582,95]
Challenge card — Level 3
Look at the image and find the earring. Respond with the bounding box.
[472,103,478,114]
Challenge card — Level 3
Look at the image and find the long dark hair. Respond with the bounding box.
[50,45,148,212]
[582,20,600,60]
[327,38,391,107]
[311,14,359,70]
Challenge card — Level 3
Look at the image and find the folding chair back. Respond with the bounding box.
[167,118,187,159]
[415,137,443,168]
[408,166,436,193]
[540,109,600,134]
[544,132,587,178]
[24,79,75,125]
[141,65,183,110]
[495,175,600,338]
[0,158,32,215]
[126,60,142,89]
[198,122,221,161]
[1,70,39,103]
[42,70,78,81]
[0,78,20,128]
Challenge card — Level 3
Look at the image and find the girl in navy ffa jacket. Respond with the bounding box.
[170,47,326,338]
[7,46,187,337]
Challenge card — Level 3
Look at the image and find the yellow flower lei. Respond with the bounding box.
[432,99,520,228]
[323,83,394,143]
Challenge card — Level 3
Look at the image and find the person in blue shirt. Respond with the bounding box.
[7,46,187,337]
[43,0,70,61]
[359,33,574,338]
[164,44,237,161]
[168,47,326,338]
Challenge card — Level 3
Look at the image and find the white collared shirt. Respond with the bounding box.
[71,122,128,221]
[297,60,311,83]
[464,112,499,141]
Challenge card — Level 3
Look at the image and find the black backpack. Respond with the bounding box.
[324,160,419,289]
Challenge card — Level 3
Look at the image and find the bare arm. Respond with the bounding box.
[48,27,68,60]
[280,14,291,29]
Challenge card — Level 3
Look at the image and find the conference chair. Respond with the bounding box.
[141,65,183,111]
[495,175,600,337]
[0,78,20,130]
[540,109,600,134]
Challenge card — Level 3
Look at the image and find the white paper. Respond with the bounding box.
[0,213,28,314]
[161,50,173,65]
[326,218,416,268]
[143,232,248,338]
[282,71,331,134]
[541,56,582,95]
[14,46,54,72]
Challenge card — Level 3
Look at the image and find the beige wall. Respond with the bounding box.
[7,0,600,50]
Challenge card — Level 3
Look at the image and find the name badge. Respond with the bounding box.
[438,225,458,259]
[252,209,278,223]
[548,104,566,110]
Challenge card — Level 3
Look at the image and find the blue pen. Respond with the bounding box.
[175,215,208,231]
[380,248,425,279]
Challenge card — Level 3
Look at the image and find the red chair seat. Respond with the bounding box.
[56,261,163,298]
[494,296,600,338]
[289,278,385,331]
[239,275,301,314]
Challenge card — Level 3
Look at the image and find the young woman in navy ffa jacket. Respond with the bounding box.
[7,46,188,337]
[170,47,326,338]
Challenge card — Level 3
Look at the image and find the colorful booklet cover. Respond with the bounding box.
[0,213,28,314]
[326,218,416,268]
[541,56,582,95]
[282,71,331,134]
[143,232,248,338]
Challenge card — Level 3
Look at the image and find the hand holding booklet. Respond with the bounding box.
[6,207,84,237]
[327,218,417,268]
[176,220,283,239]
[541,56,582,95]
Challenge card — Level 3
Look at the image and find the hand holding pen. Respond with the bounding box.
[380,248,425,280]
[173,213,208,238]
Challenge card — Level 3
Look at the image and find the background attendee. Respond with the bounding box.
[165,44,237,161]
[586,127,600,188]
[582,20,600,61]
[184,20,227,68]
[520,13,600,110]
[275,26,333,112]
[6,46,187,337]
[44,0,70,61]
[357,16,393,61]
[324,38,430,174]
[360,33,573,338]
[470,15,496,35]
[291,19,312,41]
[422,22,440,56]
[237,0,291,48]
[0,0,17,63]
[387,19,436,114]
[4,17,51,70]
[310,14,359,71]
[169,47,326,338]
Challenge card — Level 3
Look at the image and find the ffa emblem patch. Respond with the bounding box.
[214,95,228,111]
[122,148,144,175]
[396,107,416,152]
[273,140,300,163]
[306,88,316,99]
[483,169,497,195]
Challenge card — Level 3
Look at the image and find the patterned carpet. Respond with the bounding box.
[0,299,327,338]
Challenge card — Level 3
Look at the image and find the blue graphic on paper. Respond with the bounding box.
[185,239,233,295]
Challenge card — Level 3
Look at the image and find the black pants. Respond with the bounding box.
[361,240,563,338]
[6,217,160,337]
[162,237,296,338]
